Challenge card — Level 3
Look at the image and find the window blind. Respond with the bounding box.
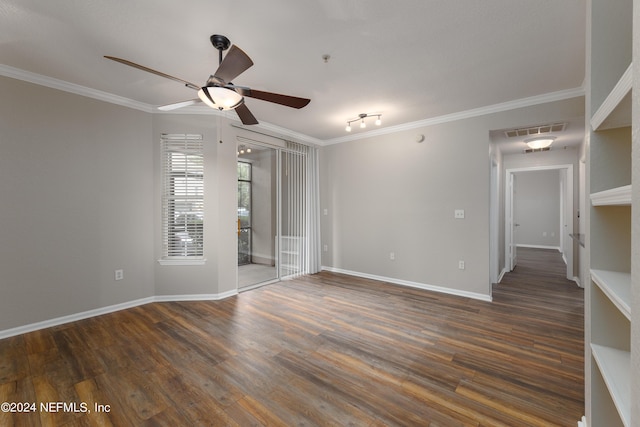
[161,134,204,258]
[280,140,322,277]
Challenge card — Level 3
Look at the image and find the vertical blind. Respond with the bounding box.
[161,134,204,258]
[280,141,321,277]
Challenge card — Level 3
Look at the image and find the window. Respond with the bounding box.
[160,134,204,262]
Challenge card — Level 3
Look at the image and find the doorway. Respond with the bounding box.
[504,164,574,281]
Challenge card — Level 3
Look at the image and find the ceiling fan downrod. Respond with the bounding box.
[210,34,231,65]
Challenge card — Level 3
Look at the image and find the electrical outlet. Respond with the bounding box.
[323,244,328,252]
[390,252,395,260]
[458,261,465,270]
[115,269,124,281]
[454,209,465,219]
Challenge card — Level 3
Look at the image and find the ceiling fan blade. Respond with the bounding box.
[212,45,254,85]
[235,102,259,125]
[157,99,201,111]
[104,56,200,90]
[236,87,310,109]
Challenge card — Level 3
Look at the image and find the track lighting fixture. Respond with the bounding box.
[237,145,252,156]
[345,113,382,132]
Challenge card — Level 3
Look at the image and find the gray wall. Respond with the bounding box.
[0,76,244,332]
[514,170,561,247]
[0,71,584,331]
[321,97,584,298]
[320,123,489,296]
[0,76,155,330]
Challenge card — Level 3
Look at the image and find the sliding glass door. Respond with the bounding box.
[237,137,319,290]
[237,142,278,289]
[237,161,252,265]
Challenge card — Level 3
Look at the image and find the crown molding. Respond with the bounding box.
[0,64,153,113]
[162,105,324,146]
[323,86,586,146]
[248,121,324,146]
[2,64,584,146]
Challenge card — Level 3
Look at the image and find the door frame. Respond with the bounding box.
[236,138,281,291]
[504,164,574,281]
[505,172,518,271]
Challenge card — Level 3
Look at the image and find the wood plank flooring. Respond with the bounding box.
[0,248,584,426]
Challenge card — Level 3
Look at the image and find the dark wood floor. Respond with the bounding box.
[0,248,584,426]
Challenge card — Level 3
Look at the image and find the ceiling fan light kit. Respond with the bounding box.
[105,34,310,125]
[345,113,382,132]
[198,86,243,110]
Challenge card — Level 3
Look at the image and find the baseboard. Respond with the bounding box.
[0,290,238,340]
[0,296,154,340]
[321,266,492,302]
[497,268,508,283]
[516,244,561,251]
[154,289,238,302]
[572,276,582,288]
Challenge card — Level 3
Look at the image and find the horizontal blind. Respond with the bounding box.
[161,134,204,257]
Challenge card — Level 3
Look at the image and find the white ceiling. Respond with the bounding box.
[0,0,586,146]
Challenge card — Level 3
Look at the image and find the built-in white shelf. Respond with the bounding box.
[591,63,632,131]
[591,343,631,427]
[591,269,631,320]
[590,184,632,206]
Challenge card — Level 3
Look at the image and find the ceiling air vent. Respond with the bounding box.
[504,122,566,138]
[524,147,551,154]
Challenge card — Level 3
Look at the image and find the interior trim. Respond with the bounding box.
[0,64,583,146]
[321,266,492,302]
[0,64,153,113]
[0,290,238,340]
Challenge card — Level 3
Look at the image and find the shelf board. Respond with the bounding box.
[591,269,631,320]
[591,344,631,427]
[591,63,632,131]
[590,185,632,206]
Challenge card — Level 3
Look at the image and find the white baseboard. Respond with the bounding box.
[321,266,492,302]
[497,268,508,283]
[0,296,153,340]
[516,244,561,251]
[154,289,238,302]
[0,290,238,340]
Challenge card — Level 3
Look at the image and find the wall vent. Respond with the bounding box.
[504,122,566,138]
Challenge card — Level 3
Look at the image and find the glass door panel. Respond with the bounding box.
[237,143,278,289]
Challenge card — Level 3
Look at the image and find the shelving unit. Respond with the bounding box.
[591,344,631,427]
[590,185,632,206]
[586,0,636,425]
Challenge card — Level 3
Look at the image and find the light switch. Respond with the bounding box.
[454,209,465,219]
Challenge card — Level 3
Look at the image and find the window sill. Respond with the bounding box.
[157,258,207,266]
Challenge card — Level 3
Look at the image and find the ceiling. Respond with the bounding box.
[0,0,586,146]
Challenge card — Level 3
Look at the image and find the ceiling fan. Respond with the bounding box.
[105,34,310,125]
